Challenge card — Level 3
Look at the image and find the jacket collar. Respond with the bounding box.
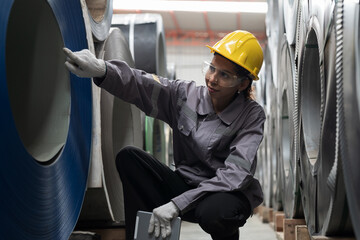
[218,92,246,125]
[197,87,246,125]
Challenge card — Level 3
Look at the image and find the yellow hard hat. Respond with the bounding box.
[207,30,263,80]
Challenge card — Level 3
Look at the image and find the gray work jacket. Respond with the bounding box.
[94,60,266,213]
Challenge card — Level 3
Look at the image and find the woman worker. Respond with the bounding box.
[64,30,265,240]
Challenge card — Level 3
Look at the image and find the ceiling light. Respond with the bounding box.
[113,0,268,14]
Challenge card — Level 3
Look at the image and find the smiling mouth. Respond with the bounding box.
[208,86,220,93]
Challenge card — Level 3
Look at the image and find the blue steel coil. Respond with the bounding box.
[0,0,92,239]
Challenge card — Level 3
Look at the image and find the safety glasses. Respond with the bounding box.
[202,61,247,87]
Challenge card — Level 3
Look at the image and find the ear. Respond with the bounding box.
[238,79,250,92]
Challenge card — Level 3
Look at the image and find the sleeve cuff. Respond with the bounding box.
[93,62,108,86]
[171,195,191,213]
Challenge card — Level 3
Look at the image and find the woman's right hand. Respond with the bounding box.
[63,47,106,78]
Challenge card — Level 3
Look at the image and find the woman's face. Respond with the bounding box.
[205,54,249,105]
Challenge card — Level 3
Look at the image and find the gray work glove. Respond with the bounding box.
[148,201,179,239]
[63,47,106,78]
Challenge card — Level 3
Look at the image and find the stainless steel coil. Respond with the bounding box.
[266,0,285,88]
[309,0,335,45]
[261,46,273,208]
[167,62,177,80]
[78,28,144,226]
[263,102,275,208]
[256,52,269,193]
[264,46,274,121]
[298,15,325,234]
[263,0,357,237]
[112,14,167,77]
[261,45,285,210]
[278,34,303,218]
[257,129,267,201]
[316,8,353,235]
[101,28,143,223]
[112,14,169,164]
[295,0,310,65]
[337,0,360,238]
[284,0,300,44]
[298,2,353,235]
[269,98,282,211]
[85,0,113,42]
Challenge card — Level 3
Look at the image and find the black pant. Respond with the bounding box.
[116,146,251,240]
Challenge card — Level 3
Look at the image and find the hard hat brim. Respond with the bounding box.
[206,45,259,80]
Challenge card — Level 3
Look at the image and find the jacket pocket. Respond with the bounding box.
[177,113,195,136]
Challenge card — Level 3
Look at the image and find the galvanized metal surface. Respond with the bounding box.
[278,35,303,219]
[259,0,356,237]
[338,0,360,238]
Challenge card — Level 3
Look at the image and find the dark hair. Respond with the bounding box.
[233,61,255,101]
[243,80,255,100]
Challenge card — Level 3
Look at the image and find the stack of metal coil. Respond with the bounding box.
[258,0,359,238]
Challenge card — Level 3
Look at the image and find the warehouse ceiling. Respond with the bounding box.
[113,0,267,46]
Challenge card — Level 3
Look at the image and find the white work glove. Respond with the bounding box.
[63,47,106,78]
[148,201,180,239]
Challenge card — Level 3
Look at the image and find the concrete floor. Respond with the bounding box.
[180,215,277,240]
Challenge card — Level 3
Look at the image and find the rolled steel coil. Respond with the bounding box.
[254,63,266,107]
[309,0,335,45]
[1,0,92,239]
[284,0,299,45]
[278,34,303,218]
[266,0,285,88]
[264,45,273,114]
[263,109,274,208]
[167,62,177,80]
[268,96,281,210]
[298,15,325,234]
[257,138,267,196]
[80,0,114,191]
[256,132,267,192]
[101,28,143,223]
[112,14,167,77]
[85,0,113,42]
[255,59,267,188]
[261,45,285,210]
[261,46,272,207]
[112,14,169,163]
[79,28,144,225]
[316,9,353,235]
[298,3,353,235]
[293,0,309,222]
[256,61,267,195]
[295,0,310,65]
[336,0,360,238]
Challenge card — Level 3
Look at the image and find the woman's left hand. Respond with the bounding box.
[148,201,179,238]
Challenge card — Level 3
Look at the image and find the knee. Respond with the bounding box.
[195,192,250,237]
[115,146,140,174]
[196,207,226,234]
[197,209,242,239]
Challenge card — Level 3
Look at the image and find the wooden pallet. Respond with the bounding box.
[255,205,355,240]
